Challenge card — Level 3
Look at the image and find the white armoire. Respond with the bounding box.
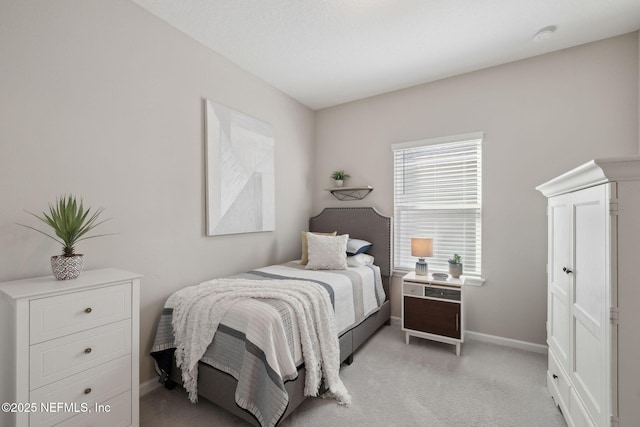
[536,157,640,427]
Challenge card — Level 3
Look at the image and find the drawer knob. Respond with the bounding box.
[552,374,558,379]
[85,307,92,314]
[84,347,92,354]
[84,388,92,395]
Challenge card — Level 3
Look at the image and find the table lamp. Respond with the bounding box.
[411,237,433,276]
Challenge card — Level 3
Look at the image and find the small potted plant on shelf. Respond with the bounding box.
[19,195,113,280]
[448,254,463,278]
[330,170,350,187]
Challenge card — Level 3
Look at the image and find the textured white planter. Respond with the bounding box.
[51,254,84,280]
[334,179,344,187]
[449,263,463,278]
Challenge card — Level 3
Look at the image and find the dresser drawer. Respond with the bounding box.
[548,350,570,411]
[30,355,131,427]
[30,282,131,344]
[30,319,131,390]
[58,390,132,427]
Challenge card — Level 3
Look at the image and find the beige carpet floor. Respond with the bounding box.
[140,318,566,427]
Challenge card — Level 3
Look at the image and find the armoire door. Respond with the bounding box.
[570,183,613,427]
[547,194,572,367]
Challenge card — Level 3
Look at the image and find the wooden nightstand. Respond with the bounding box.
[401,271,464,356]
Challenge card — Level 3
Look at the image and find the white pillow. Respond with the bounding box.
[346,238,372,255]
[306,233,349,270]
[299,230,336,265]
[347,253,375,267]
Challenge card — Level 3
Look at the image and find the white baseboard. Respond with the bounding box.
[390,316,547,354]
[140,377,162,396]
[465,331,548,354]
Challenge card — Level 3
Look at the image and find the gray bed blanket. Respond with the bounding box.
[150,262,385,427]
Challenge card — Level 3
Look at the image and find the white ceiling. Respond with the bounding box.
[131,0,640,110]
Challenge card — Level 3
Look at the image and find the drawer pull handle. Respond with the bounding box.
[84,347,92,354]
[562,267,573,275]
[84,388,92,395]
[85,307,92,313]
[552,374,558,379]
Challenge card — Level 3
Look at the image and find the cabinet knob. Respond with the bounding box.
[84,347,92,354]
[84,388,92,395]
[562,267,573,275]
[84,307,92,313]
[552,374,558,379]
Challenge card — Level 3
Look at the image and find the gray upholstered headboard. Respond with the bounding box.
[309,207,392,279]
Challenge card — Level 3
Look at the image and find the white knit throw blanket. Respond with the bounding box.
[168,278,351,406]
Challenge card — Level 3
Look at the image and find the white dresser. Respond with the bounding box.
[537,158,640,427]
[0,269,141,427]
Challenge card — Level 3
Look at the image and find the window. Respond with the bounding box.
[392,132,482,277]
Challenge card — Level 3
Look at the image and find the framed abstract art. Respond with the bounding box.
[205,99,275,236]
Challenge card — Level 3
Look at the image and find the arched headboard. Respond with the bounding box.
[309,207,393,281]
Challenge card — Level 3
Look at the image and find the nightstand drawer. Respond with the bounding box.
[30,319,131,389]
[30,282,131,344]
[403,283,423,296]
[424,287,460,301]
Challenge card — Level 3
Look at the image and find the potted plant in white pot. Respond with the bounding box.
[330,170,350,187]
[448,254,463,279]
[19,195,112,280]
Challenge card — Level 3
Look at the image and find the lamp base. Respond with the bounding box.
[415,259,428,276]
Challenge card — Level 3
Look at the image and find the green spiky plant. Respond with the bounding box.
[19,195,112,256]
[330,170,350,180]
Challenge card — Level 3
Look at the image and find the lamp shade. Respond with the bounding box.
[411,237,433,258]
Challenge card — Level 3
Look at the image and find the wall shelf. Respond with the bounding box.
[326,186,373,201]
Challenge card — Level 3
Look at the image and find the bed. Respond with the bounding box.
[150,207,392,426]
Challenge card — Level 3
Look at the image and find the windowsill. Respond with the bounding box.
[392,268,485,286]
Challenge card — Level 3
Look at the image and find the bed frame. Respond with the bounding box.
[169,207,392,426]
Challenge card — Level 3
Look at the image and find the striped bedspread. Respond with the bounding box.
[150,261,385,427]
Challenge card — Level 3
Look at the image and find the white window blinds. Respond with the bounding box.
[392,133,482,276]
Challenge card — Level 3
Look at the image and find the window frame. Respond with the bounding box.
[392,132,483,281]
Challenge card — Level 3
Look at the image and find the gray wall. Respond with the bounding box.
[1,0,638,386]
[0,0,315,383]
[314,33,639,345]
